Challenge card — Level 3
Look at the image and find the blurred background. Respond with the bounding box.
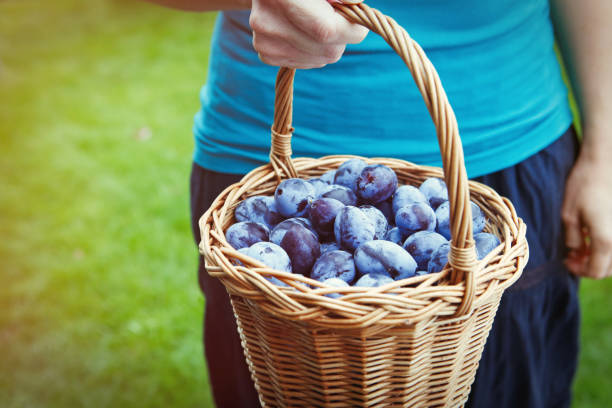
[0,0,610,407]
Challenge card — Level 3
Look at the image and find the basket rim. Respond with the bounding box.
[198,155,528,330]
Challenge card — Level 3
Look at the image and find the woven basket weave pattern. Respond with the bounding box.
[199,3,528,407]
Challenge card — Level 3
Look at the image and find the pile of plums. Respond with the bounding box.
[226,159,500,294]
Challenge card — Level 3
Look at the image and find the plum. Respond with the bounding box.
[403,230,448,270]
[395,202,436,236]
[419,178,448,209]
[354,240,417,279]
[321,241,341,253]
[356,164,398,204]
[320,277,349,299]
[308,178,333,197]
[244,241,292,273]
[274,178,315,217]
[435,201,486,240]
[235,195,283,229]
[280,225,321,276]
[334,158,367,192]
[270,218,317,245]
[354,273,395,288]
[392,185,428,213]
[471,202,487,235]
[333,206,376,252]
[435,201,452,240]
[244,242,292,286]
[384,227,405,245]
[225,221,269,250]
[359,205,389,240]
[309,197,345,238]
[428,242,450,273]
[474,232,501,260]
[320,169,336,185]
[311,250,356,284]
[321,185,358,206]
[374,198,394,225]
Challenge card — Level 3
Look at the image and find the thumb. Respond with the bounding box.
[562,202,584,249]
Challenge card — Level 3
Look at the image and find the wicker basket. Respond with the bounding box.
[199,3,528,407]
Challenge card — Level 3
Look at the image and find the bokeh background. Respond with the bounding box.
[1,0,610,407]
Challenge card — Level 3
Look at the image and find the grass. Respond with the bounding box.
[0,1,610,407]
[0,0,215,406]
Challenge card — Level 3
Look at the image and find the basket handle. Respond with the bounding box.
[268,2,477,317]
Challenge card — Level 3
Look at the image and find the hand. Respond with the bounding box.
[562,128,612,279]
[249,0,368,69]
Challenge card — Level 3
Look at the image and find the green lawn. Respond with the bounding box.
[0,1,610,407]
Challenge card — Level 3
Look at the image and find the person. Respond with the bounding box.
[149,0,612,407]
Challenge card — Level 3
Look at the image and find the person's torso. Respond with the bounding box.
[193,0,572,177]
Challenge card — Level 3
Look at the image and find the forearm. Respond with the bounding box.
[144,0,250,12]
[551,0,612,155]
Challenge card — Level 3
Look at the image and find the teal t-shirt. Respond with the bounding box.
[193,1,572,178]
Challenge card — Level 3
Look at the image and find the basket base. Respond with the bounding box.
[231,292,502,408]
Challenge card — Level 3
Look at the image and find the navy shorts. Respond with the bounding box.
[190,127,580,408]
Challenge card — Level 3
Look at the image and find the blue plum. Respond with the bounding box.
[225,221,270,250]
[419,178,448,209]
[280,225,321,275]
[474,232,501,260]
[320,277,349,299]
[234,247,251,266]
[395,269,419,281]
[274,178,315,218]
[359,205,389,240]
[333,206,376,252]
[356,164,398,204]
[354,273,395,288]
[308,197,345,237]
[334,158,367,192]
[435,201,486,240]
[308,178,333,197]
[384,227,405,245]
[354,240,417,279]
[320,169,336,185]
[427,242,450,273]
[395,202,436,236]
[235,195,283,229]
[471,202,487,235]
[392,185,428,213]
[311,250,356,284]
[374,198,394,225]
[321,241,341,253]
[244,242,293,286]
[434,201,451,240]
[321,185,358,206]
[244,241,292,273]
[270,217,317,246]
[403,230,448,270]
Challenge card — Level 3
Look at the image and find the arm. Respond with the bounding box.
[143,0,250,12]
[552,0,612,279]
[147,0,367,68]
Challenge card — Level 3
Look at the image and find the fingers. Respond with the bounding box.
[562,214,584,250]
[562,183,612,279]
[254,31,330,69]
[561,187,582,249]
[285,0,368,45]
[251,16,345,68]
[561,157,612,279]
[250,0,368,68]
[586,231,612,279]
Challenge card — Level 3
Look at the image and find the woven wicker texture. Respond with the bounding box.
[199,3,528,407]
